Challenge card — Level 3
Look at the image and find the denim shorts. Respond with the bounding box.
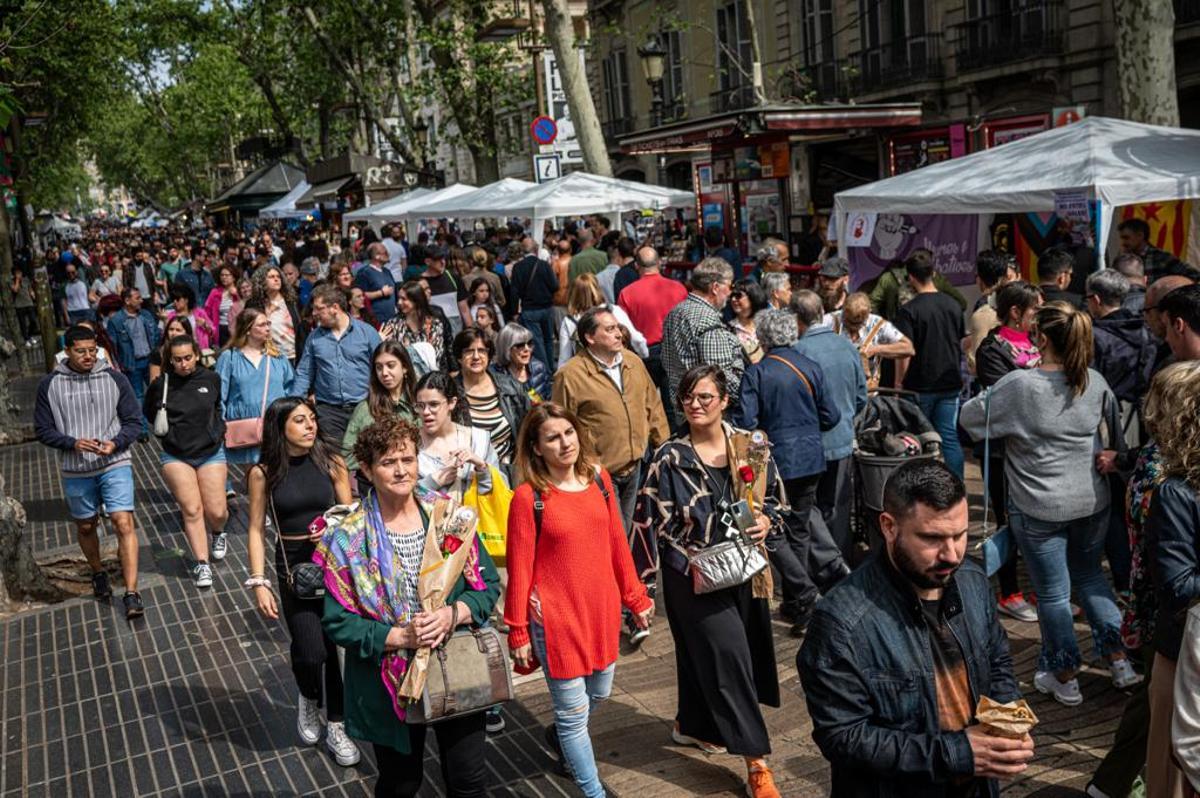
[63,465,135,520]
[159,447,227,469]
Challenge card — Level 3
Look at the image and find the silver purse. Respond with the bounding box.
[687,537,768,594]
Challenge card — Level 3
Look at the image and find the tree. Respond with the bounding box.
[1113,0,1180,126]
[541,0,611,177]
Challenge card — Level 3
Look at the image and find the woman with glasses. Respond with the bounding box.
[452,328,531,476]
[728,279,767,365]
[493,322,551,403]
[631,364,786,798]
[413,370,500,499]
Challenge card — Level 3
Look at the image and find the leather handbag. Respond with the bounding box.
[269,492,325,600]
[153,374,170,437]
[403,625,513,724]
[225,357,270,450]
[687,537,769,595]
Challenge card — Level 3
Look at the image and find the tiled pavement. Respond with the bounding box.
[1,376,1122,796]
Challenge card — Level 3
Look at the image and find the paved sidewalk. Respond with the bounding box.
[1,377,1124,796]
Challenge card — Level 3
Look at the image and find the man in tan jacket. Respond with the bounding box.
[553,305,669,533]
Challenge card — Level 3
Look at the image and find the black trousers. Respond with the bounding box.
[661,565,776,757]
[372,712,487,798]
[986,456,1021,598]
[644,344,673,431]
[277,541,344,720]
[1090,646,1151,796]
[15,306,36,340]
[816,456,853,563]
[776,475,822,609]
[316,401,356,452]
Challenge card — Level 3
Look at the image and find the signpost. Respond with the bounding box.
[533,154,562,183]
[530,116,558,146]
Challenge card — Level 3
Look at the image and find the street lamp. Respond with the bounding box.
[637,36,667,127]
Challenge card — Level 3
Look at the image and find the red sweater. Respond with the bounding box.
[504,471,653,679]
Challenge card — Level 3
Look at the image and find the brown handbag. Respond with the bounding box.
[224,357,270,449]
[402,624,513,724]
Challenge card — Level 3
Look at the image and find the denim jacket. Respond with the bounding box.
[797,553,1019,798]
[106,309,160,372]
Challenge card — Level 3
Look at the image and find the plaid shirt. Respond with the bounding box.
[660,294,744,426]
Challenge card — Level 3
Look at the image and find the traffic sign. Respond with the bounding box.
[533,154,562,183]
[530,116,558,146]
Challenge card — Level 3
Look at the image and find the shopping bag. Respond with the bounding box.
[462,465,512,567]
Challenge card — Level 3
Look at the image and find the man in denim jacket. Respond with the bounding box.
[798,460,1034,797]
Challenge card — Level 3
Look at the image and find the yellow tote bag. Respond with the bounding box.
[462,466,512,567]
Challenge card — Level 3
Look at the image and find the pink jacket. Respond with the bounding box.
[166,308,217,351]
[204,287,236,330]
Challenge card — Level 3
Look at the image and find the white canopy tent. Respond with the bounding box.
[341,186,436,232]
[410,178,537,220]
[834,117,1200,268]
[506,172,694,243]
[258,180,312,220]
[384,183,481,230]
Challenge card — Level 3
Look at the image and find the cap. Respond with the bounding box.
[300,261,319,276]
[819,257,849,278]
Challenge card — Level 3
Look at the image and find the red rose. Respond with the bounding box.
[738,465,755,484]
[441,535,463,556]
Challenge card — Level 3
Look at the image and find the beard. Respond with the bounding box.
[890,541,960,591]
[819,285,846,313]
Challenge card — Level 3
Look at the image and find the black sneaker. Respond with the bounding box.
[123,592,145,620]
[485,707,505,733]
[91,571,112,601]
[789,603,815,638]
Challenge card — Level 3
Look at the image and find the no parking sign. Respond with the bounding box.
[530,116,558,146]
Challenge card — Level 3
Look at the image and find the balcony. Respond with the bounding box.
[1178,0,1200,25]
[853,33,944,94]
[954,1,1065,72]
[602,117,632,139]
[709,83,758,114]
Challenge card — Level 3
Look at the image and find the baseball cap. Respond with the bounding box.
[819,257,849,278]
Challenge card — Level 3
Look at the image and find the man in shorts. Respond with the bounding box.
[35,325,145,619]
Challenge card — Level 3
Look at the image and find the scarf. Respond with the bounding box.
[312,490,486,721]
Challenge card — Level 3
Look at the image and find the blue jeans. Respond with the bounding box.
[916,391,963,478]
[127,358,149,434]
[520,307,556,371]
[1007,501,1124,673]
[530,620,614,798]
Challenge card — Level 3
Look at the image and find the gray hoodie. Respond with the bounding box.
[34,360,142,477]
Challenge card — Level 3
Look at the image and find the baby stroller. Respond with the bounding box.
[852,390,942,551]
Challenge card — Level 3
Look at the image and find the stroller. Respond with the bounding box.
[852,390,942,550]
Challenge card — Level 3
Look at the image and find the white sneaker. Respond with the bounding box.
[210,532,227,562]
[1034,670,1083,706]
[297,694,322,745]
[1110,658,1143,689]
[325,721,361,766]
[193,562,213,588]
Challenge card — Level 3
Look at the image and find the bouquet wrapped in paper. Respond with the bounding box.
[397,500,484,702]
[975,696,1039,740]
[731,429,774,600]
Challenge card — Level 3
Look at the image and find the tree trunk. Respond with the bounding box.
[541,0,612,177]
[0,475,68,604]
[742,0,768,104]
[1113,0,1180,126]
[0,188,29,374]
[34,270,57,372]
[468,144,500,185]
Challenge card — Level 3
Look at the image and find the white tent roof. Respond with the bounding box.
[509,172,694,221]
[411,178,537,219]
[258,180,312,220]
[342,187,434,223]
[835,116,1200,216]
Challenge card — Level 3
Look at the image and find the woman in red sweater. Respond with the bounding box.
[505,402,653,798]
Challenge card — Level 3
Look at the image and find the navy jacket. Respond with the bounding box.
[106,309,160,372]
[736,346,839,480]
[1092,308,1156,404]
[1146,477,1200,661]
[798,554,1019,798]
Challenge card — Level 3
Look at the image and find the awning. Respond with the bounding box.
[296,176,355,209]
[619,102,922,155]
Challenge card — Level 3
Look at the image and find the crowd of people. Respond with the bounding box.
[27,213,1200,798]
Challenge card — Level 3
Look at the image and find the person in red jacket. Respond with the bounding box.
[505,402,653,798]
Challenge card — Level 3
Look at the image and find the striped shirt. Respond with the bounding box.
[465,391,514,464]
[34,362,142,477]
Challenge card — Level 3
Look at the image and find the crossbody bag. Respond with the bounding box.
[225,357,270,449]
[153,374,170,437]
[268,489,326,600]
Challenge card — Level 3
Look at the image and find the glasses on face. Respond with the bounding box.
[682,392,719,408]
[414,401,445,412]
[462,347,489,358]
[730,290,746,300]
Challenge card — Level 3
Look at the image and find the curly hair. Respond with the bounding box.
[247,264,297,310]
[1143,360,1200,491]
[353,414,422,471]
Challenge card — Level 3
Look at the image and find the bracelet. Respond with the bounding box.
[244,576,272,590]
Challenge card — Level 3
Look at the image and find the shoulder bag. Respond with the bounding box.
[225,357,271,450]
[681,446,768,595]
[153,374,170,437]
[856,319,886,392]
[268,488,326,600]
[766,353,814,395]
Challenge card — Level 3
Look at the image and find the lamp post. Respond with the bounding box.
[410,115,432,184]
[637,37,667,128]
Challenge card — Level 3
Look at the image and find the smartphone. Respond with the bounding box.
[728,499,756,535]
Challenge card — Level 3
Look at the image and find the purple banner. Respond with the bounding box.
[849,213,979,288]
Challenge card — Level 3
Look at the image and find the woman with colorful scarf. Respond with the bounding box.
[315,415,500,797]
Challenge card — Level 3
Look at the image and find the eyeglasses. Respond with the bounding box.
[462,348,489,357]
[730,290,746,299]
[681,392,720,408]
[413,401,445,412]
[511,341,533,350]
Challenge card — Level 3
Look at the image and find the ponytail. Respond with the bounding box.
[1035,301,1092,396]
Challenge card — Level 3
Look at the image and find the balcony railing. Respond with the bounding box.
[854,33,944,93]
[1178,0,1200,25]
[709,83,758,114]
[954,0,1065,72]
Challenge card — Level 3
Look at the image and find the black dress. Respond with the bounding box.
[631,432,786,756]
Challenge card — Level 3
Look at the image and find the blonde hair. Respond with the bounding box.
[842,292,872,327]
[1143,360,1200,491]
[1035,301,1092,396]
[566,273,604,316]
[226,307,281,357]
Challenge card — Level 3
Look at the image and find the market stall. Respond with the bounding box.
[833,117,1200,287]
[258,180,312,221]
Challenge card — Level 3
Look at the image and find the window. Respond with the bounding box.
[716,1,752,90]
[662,30,686,113]
[800,0,835,67]
[859,0,928,77]
[602,50,632,123]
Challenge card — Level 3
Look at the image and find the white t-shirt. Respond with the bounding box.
[65,280,90,312]
[383,238,407,282]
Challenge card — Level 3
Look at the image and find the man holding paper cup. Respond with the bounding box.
[798,460,1036,796]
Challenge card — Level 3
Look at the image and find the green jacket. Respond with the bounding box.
[340,398,416,472]
[868,266,966,321]
[321,531,501,753]
[568,247,608,283]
